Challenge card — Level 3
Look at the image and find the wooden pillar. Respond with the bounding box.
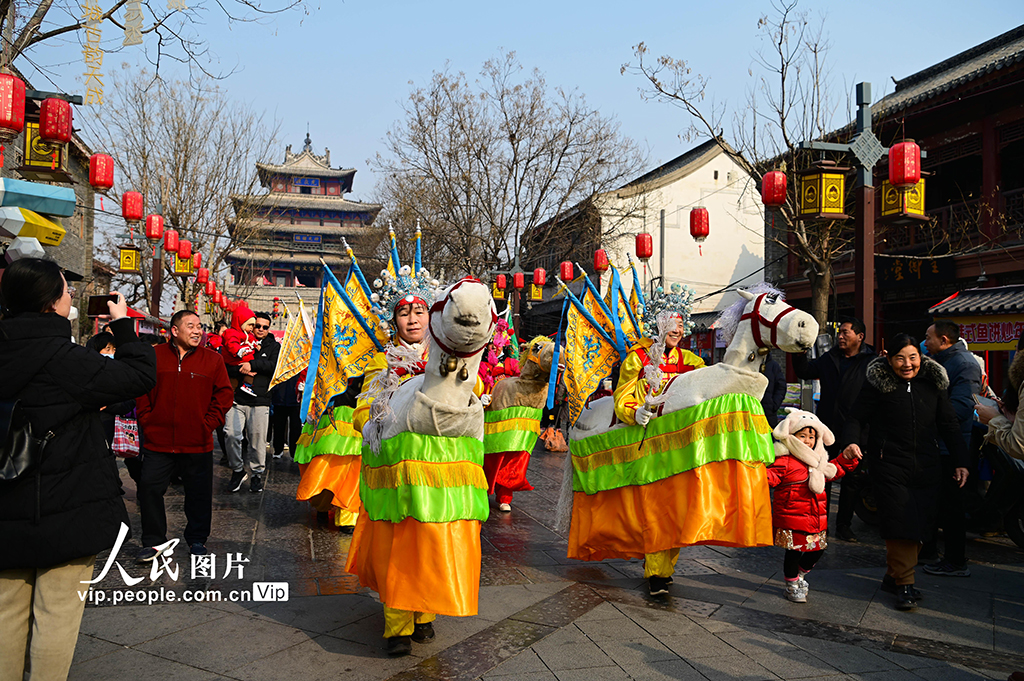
[854,184,876,346]
[981,116,1000,240]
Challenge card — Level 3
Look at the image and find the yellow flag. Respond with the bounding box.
[564,300,619,425]
[269,300,311,389]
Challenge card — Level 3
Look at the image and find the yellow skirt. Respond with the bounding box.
[296,454,362,514]
[568,459,773,562]
[345,515,481,617]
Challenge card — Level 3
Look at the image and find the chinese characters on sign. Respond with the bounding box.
[81,1,104,105]
[876,256,954,289]
[954,317,1024,350]
[123,0,144,46]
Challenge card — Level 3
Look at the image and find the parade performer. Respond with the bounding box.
[765,409,860,603]
[346,275,495,657]
[483,335,554,512]
[562,281,819,596]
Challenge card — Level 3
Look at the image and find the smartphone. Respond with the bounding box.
[87,294,118,317]
[972,393,998,408]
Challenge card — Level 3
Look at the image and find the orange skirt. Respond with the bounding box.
[568,459,773,562]
[296,454,362,514]
[344,515,481,616]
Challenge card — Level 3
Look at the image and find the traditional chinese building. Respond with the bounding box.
[223,134,381,329]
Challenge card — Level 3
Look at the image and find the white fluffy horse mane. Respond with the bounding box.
[713,281,786,346]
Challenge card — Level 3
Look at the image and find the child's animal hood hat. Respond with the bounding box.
[772,408,837,494]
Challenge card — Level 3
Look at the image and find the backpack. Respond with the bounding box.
[0,400,55,482]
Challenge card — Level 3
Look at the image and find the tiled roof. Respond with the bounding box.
[690,311,719,333]
[874,24,1024,119]
[928,285,1024,316]
[225,249,348,265]
[231,193,382,214]
[623,139,723,189]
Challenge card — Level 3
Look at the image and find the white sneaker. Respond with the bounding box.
[498,503,511,512]
[786,581,808,603]
[797,574,809,590]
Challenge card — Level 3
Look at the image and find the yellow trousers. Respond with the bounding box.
[383,606,436,638]
[643,548,680,578]
[335,508,358,527]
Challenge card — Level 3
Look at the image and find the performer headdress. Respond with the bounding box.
[640,281,696,340]
[370,266,440,335]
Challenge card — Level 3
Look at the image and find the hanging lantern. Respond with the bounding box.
[88,153,114,192]
[213,290,222,304]
[197,268,210,285]
[272,297,281,318]
[690,207,710,256]
[880,177,928,224]
[798,160,850,220]
[593,249,609,275]
[177,239,191,260]
[635,233,653,261]
[123,192,144,225]
[513,272,525,290]
[38,97,72,145]
[496,274,506,290]
[560,261,574,282]
[191,252,202,269]
[0,74,25,168]
[761,170,787,207]
[145,214,164,241]
[163,228,179,253]
[533,267,546,287]
[888,139,921,190]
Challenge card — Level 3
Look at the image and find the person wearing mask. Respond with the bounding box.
[842,334,968,611]
[0,258,156,681]
[225,312,280,493]
[134,310,233,559]
[760,354,787,429]
[921,321,982,577]
[792,318,875,542]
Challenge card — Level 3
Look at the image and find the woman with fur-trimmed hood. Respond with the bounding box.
[842,333,969,612]
[766,409,860,603]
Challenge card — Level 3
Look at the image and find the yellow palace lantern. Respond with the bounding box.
[797,160,849,220]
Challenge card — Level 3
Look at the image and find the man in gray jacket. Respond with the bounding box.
[922,320,982,577]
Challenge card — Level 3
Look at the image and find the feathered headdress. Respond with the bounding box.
[640,282,696,339]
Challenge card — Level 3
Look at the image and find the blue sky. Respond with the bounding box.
[20,1,1024,203]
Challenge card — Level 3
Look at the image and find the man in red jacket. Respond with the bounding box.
[135,310,234,559]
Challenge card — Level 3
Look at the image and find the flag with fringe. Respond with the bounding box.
[560,283,621,425]
[269,300,313,389]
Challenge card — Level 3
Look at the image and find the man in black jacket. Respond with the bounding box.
[760,355,787,428]
[792,317,875,541]
[225,312,280,493]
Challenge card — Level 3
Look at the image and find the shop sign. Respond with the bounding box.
[949,315,1024,350]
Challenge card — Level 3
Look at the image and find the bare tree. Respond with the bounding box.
[373,51,648,277]
[0,0,304,79]
[86,66,278,315]
[622,0,845,325]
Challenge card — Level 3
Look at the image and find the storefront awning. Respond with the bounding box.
[929,285,1024,350]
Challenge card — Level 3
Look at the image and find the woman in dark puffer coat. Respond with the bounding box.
[0,258,156,681]
[842,333,968,612]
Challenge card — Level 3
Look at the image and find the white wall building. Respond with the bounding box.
[601,139,765,313]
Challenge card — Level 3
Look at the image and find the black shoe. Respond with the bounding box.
[228,470,247,493]
[190,543,207,556]
[895,584,918,611]
[272,451,284,459]
[386,635,412,656]
[649,576,671,596]
[880,575,923,601]
[249,474,263,493]
[836,525,859,542]
[339,525,354,535]
[412,622,435,643]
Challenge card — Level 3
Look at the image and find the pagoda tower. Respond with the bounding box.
[225,134,381,299]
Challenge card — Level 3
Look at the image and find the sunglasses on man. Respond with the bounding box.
[255,324,270,330]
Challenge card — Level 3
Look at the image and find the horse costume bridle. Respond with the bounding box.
[738,293,798,363]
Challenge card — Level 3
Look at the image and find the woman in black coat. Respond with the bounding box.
[842,333,968,612]
[0,258,156,680]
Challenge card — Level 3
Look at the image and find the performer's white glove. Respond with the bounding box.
[480,393,492,406]
[635,406,654,426]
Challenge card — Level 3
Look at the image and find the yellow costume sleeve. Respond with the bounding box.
[675,348,706,370]
[353,350,388,435]
[613,350,647,426]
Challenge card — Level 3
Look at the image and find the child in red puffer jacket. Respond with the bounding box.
[220,304,258,397]
[766,408,861,603]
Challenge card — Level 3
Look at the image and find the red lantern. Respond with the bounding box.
[89,153,114,191]
[513,272,525,290]
[177,239,192,260]
[164,228,179,254]
[123,192,144,224]
[533,267,546,287]
[593,249,609,274]
[38,97,72,144]
[0,73,26,142]
[192,252,202,269]
[888,139,921,190]
[201,275,213,291]
[690,207,710,256]
[761,170,787,207]
[559,261,574,282]
[635,233,653,261]
[145,214,164,241]
[213,290,222,304]
[496,274,506,290]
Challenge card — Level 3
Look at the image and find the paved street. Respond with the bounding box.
[69,443,1024,681]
